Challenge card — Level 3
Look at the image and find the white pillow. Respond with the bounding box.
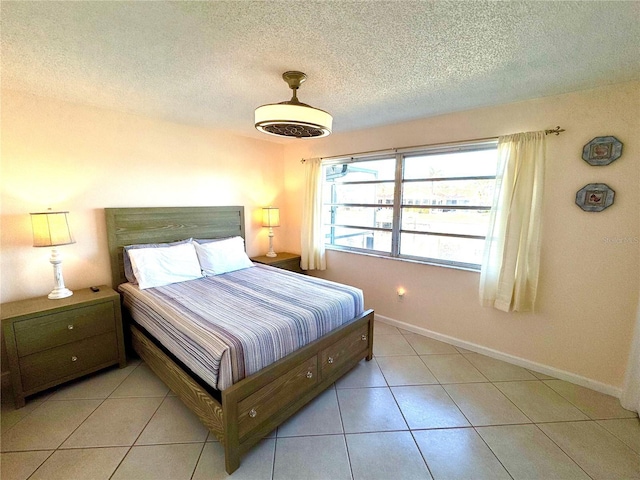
[128,241,203,289]
[123,238,192,284]
[194,236,254,276]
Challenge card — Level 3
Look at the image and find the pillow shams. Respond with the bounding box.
[123,238,192,284]
[128,242,203,289]
[194,236,254,275]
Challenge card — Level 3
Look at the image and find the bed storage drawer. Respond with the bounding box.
[321,324,370,377]
[237,355,318,439]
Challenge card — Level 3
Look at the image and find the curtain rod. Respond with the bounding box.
[300,126,565,163]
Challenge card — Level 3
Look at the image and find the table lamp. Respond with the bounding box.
[30,210,75,299]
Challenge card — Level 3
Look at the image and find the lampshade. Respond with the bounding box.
[30,211,75,247]
[262,207,280,228]
[255,71,332,139]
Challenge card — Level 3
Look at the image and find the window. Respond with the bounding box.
[322,141,498,269]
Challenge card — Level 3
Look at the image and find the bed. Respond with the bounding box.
[105,206,374,474]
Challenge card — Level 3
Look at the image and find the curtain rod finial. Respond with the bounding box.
[545,126,565,136]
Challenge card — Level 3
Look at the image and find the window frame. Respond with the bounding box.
[322,140,498,271]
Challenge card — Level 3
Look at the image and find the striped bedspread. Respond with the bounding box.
[119,264,364,391]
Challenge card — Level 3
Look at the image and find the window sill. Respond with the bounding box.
[324,246,481,273]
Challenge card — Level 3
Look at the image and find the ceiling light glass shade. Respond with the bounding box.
[255,103,332,138]
[255,71,332,139]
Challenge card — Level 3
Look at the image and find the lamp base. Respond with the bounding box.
[266,229,277,257]
[48,287,73,300]
[48,247,73,300]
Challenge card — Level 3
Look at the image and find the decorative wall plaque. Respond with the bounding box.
[582,136,623,166]
[575,183,615,212]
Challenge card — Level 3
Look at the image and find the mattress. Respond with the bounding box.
[119,264,364,391]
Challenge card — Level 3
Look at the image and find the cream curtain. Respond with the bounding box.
[620,294,640,413]
[479,131,546,312]
[300,158,326,270]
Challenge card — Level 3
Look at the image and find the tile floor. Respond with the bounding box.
[1,320,639,479]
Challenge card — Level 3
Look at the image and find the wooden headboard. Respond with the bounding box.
[105,206,245,288]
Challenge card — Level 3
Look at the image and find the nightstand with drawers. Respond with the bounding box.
[2,286,126,408]
[251,252,304,274]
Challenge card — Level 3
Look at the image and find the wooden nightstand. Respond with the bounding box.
[251,252,304,274]
[2,286,126,408]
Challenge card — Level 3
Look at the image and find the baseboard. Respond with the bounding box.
[375,314,622,398]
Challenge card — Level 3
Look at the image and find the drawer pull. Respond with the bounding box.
[67,324,74,330]
[361,334,368,341]
[327,356,334,364]
[249,408,257,418]
[71,356,78,362]
[306,371,313,379]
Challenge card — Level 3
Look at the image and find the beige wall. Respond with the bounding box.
[0,90,284,375]
[1,90,284,303]
[2,83,637,394]
[282,81,640,393]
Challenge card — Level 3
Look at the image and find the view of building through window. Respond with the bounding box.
[322,142,498,269]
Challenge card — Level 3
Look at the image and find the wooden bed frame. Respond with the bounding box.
[105,206,374,473]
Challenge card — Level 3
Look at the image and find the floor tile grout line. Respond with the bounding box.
[108,446,133,480]
[477,353,628,479]
[18,394,112,480]
[490,378,546,383]
[595,418,640,454]
[1,399,49,435]
[386,382,412,432]
[419,353,491,384]
[189,440,208,480]
[128,389,172,448]
[407,429,435,479]
[104,387,171,478]
[15,384,170,478]
[340,433,356,480]
[334,379,356,480]
[484,379,538,424]
[50,360,159,454]
[539,417,640,458]
[377,350,443,386]
[461,356,541,383]
[47,358,143,403]
[3,359,142,437]
[5,324,637,479]
[414,353,441,383]
[268,427,278,480]
[22,449,56,480]
[541,379,616,421]
[498,379,604,422]
[482,379,616,478]
[460,356,490,383]
[53,395,111,448]
[527,422,596,480]
[469,425,516,480]
[384,380,436,477]
[5,443,200,453]
[271,429,279,480]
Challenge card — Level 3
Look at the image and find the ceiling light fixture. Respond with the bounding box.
[255,71,332,139]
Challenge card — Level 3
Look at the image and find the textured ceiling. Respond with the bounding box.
[2,1,639,143]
